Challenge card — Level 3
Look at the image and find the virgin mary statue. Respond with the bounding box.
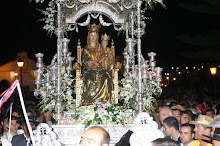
[81,24,114,105]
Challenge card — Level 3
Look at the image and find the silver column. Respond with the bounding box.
[136,0,143,113]
[54,3,63,124]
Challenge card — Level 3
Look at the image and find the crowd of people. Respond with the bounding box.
[0,79,220,146]
[0,89,219,146]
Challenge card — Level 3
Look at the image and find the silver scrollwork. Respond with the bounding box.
[78,15,91,26]
[78,0,91,3]
[99,15,112,26]
[91,13,100,19]
[107,0,120,3]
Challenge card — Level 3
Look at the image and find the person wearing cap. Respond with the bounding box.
[205,120,220,146]
[187,108,198,121]
[203,128,220,146]
[208,120,220,136]
[214,115,220,121]
[11,116,39,146]
[195,104,203,115]
[185,110,196,121]
[172,106,182,125]
[189,115,214,146]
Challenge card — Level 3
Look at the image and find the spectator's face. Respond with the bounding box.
[10,120,19,133]
[163,123,172,137]
[1,118,9,133]
[194,125,211,141]
[202,102,207,108]
[159,108,172,124]
[181,113,189,124]
[12,111,20,118]
[22,122,35,135]
[180,126,194,145]
[206,111,214,118]
[173,110,181,123]
[80,129,104,146]
[188,115,193,122]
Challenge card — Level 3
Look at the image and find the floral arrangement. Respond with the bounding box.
[118,76,157,113]
[36,74,158,126]
[37,1,57,35]
[36,73,75,114]
[60,101,134,127]
[118,77,137,109]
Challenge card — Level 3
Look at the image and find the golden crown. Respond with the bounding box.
[88,23,101,32]
[101,33,110,41]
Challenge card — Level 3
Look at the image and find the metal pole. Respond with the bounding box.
[213,76,216,100]
[56,3,62,124]
[20,67,23,87]
[136,0,143,113]
[130,11,135,76]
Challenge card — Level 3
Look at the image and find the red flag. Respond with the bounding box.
[0,80,19,108]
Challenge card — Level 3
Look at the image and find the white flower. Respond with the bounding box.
[98,108,106,117]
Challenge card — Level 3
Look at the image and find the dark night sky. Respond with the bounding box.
[1,0,220,71]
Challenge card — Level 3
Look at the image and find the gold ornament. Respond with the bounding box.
[101,33,110,41]
[87,23,101,33]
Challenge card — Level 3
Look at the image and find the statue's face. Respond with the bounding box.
[88,32,98,43]
[101,40,108,48]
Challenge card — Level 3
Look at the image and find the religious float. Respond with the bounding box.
[33,0,165,145]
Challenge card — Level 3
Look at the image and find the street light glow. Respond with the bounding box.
[17,60,24,68]
[210,67,217,75]
[17,59,24,86]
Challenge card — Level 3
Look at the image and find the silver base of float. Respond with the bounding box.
[52,124,133,146]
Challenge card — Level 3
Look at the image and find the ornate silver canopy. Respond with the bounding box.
[64,0,138,31]
[35,0,164,122]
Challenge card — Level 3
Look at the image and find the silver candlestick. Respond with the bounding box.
[34,3,74,124]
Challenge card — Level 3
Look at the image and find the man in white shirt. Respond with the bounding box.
[163,117,181,143]
[0,137,12,146]
[2,116,20,142]
[180,123,195,146]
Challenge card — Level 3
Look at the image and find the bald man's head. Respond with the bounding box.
[80,126,110,146]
